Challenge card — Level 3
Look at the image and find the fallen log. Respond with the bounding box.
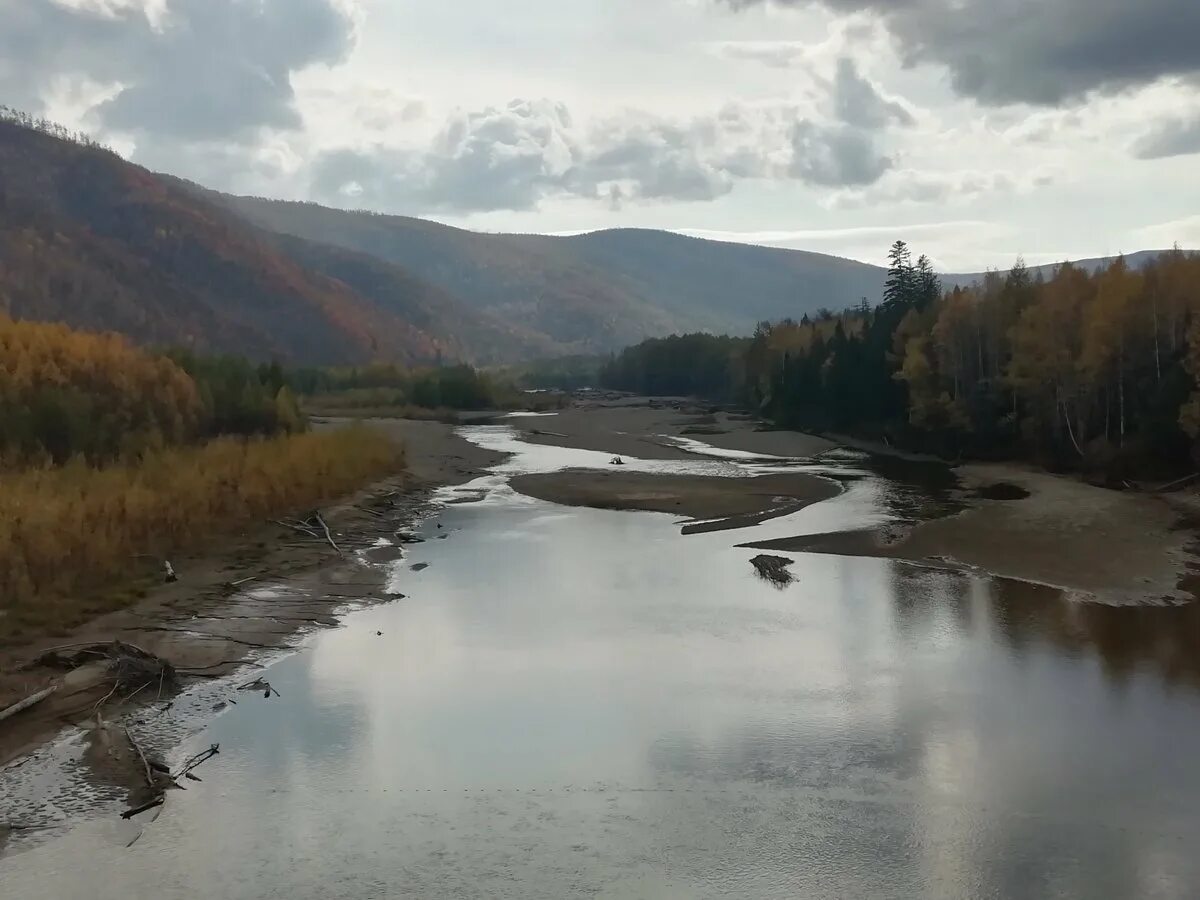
[0,682,60,723]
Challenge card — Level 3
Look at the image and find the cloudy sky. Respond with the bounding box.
[4,0,1200,270]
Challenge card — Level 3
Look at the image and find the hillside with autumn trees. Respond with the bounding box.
[0,313,412,637]
[0,110,546,365]
[602,244,1200,479]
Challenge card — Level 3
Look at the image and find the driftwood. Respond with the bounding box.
[274,519,320,538]
[8,641,177,726]
[751,554,795,587]
[1155,472,1200,492]
[124,726,157,790]
[174,744,220,781]
[0,683,60,723]
[314,512,342,555]
[121,797,164,820]
[238,678,280,698]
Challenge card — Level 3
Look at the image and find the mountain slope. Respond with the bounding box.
[533,228,888,327]
[215,195,694,350]
[263,230,561,363]
[224,195,890,341]
[0,121,535,364]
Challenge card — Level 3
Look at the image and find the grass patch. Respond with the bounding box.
[0,425,403,639]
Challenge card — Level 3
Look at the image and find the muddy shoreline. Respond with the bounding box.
[4,397,1198,857]
[503,398,1200,606]
[0,419,504,773]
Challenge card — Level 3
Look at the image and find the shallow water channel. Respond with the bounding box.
[5,425,1200,898]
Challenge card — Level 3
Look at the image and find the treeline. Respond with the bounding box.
[498,354,606,392]
[291,362,499,410]
[0,317,305,466]
[0,105,113,153]
[0,316,406,637]
[602,244,1200,477]
[600,333,750,399]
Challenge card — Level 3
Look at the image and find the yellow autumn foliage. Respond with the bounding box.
[0,426,404,637]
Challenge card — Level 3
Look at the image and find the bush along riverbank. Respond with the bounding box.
[0,316,412,640]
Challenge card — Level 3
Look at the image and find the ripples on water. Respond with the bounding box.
[4,426,1200,899]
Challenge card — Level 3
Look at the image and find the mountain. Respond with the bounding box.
[221,194,1182,343]
[207,194,693,349]
[3,117,1183,366]
[222,195,890,341]
[0,120,538,364]
[945,250,1170,288]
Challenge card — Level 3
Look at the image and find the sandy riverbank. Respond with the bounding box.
[742,461,1197,605]
[517,398,837,460]
[513,398,1198,606]
[510,470,842,534]
[0,419,503,769]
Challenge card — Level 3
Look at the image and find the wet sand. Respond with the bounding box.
[510,470,842,533]
[742,462,1197,605]
[517,398,1197,606]
[517,399,837,460]
[0,419,503,768]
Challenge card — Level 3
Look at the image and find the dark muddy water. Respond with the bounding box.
[4,427,1200,898]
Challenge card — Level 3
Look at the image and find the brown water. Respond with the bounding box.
[3,426,1200,898]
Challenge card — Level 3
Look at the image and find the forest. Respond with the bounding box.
[0,317,407,637]
[601,244,1200,478]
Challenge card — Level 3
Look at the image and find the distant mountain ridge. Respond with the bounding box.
[222,193,1179,341]
[0,117,1185,365]
[0,121,553,365]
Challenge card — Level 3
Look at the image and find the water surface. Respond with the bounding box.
[4,428,1200,899]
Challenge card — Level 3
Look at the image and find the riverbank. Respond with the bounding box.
[0,418,503,769]
[510,470,842,534]
[742,461,1197,605]
[507,397,1199,606]
[517,396,837,460]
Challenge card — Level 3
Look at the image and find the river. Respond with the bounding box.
[5,423,1200,898]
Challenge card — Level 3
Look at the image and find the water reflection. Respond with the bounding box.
[4,431,1200,899]
[888,565,1200,690]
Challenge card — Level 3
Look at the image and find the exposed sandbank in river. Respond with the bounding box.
[507,399,1197,605]
[509,469,842,534]
[6,401,1200,898]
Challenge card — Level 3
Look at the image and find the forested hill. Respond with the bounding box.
[601,244,1200,480]
[0,114,546,365]
[216,193,1181,345]
[217,195,891,337]
[1,110,1186,366]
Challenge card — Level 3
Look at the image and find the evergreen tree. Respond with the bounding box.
[883,241,914,309]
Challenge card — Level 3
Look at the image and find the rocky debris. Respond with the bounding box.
[4,641,178,727]
[411,562,430,572]
[750,555,795,587]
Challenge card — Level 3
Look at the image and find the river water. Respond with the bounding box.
[5,425,1200,898]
